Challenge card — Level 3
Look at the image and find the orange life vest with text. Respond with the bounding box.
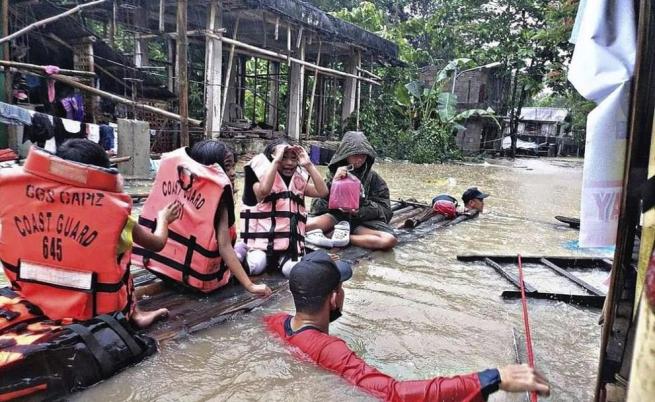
[133,147,234,293]
[240,153,308,260]
[0,147,132,321]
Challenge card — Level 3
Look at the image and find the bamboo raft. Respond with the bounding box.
[131,198,479,341]
[318,199,479,263]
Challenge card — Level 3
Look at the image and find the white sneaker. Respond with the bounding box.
[305,229,334,248]
[331,221,351,248]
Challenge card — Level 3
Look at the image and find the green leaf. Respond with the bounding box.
[405,80,423,99]
[437,92,457,122]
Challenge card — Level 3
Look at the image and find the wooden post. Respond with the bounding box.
[341,49,361,127]
[167,38,175,93]
[287,37,305,141]
[266,61,280,130]
[176,0,189,146]
[220,17,240,124]
[108,0,116,47]
[204,0,222,138]
[134,1,149,68]
[158,0,166,32]
[356,69,361,130]
[306,41,321,138]
[1,0,9,104]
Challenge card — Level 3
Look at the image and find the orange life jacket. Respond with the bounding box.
[133,147,234,293]
[0,288,155,401]
[0,146,132,321]
[240,153,308,260]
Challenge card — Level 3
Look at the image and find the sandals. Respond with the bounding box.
[305,229,334,248]
[331,221,351,248]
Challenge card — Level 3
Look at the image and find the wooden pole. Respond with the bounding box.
[176,0,189,146]
[0,60,96,77]
[158,0,166,32]
[306,41,321,138]
[108,0,116,47]
[204,0,222,138]
[1,0,10,104]
[0,0,107,45]
[220,17,240,124]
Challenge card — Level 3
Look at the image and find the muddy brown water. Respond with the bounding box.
[2,157,609,401]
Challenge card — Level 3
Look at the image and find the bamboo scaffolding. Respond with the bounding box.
[220,17,240,125]
[213,34,380,86]
[0,0,107,45]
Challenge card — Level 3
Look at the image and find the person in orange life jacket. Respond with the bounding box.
[56,139,181,328]
[240,139,329,277]
[188,140,271,297]
[265,250,551,401]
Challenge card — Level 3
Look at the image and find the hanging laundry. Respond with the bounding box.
[43,66,60,103]
[60,94,85,122]
[99,124,115,151]
[53,117,85,146]
[24,112,54,147]
[0,102,32,126]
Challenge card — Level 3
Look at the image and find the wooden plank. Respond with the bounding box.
[458,254,611,268]
[501,290,605,308]
[484,258,538,293]
[541,258,606,296]
[140,277,287,342]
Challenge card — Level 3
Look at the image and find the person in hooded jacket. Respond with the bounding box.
[306,131,397,250]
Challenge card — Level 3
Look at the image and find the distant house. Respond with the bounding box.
[502,107,575,156]
[419,64,510,154]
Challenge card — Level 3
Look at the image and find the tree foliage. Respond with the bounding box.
[325,0,583,160]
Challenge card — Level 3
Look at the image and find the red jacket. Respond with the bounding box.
[265,313,492,402]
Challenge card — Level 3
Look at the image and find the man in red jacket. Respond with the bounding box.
[265,250,550,401]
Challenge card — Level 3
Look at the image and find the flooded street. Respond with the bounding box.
[4,157,607,401]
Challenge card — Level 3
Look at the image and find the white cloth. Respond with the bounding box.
[61,118,81,133]
[87,123,100,143]
[568,0,636,247]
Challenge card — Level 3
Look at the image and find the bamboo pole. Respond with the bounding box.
[0,0,107,45]
[357,66,381,80]
[306,41,321,138]
[0,60,95,77]
[220,17,240,124]
[34,71,201,125]
[177,0,189,146]
[217,35,380,86]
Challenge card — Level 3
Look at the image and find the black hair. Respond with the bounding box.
[56,138,110,169]
[189,139,234,169]
[263,138,289,161]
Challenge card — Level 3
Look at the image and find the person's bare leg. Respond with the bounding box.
[131,305,169,329]
[306,214,337,232]
[349,226,398,250]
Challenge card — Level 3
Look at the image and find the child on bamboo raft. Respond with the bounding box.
[133,140,271,297]
[306,131,398,251]
[239,139,329,277]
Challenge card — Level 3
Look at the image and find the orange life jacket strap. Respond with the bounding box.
[137,217,221,258]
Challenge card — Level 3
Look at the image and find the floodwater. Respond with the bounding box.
[3,157,609,401]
